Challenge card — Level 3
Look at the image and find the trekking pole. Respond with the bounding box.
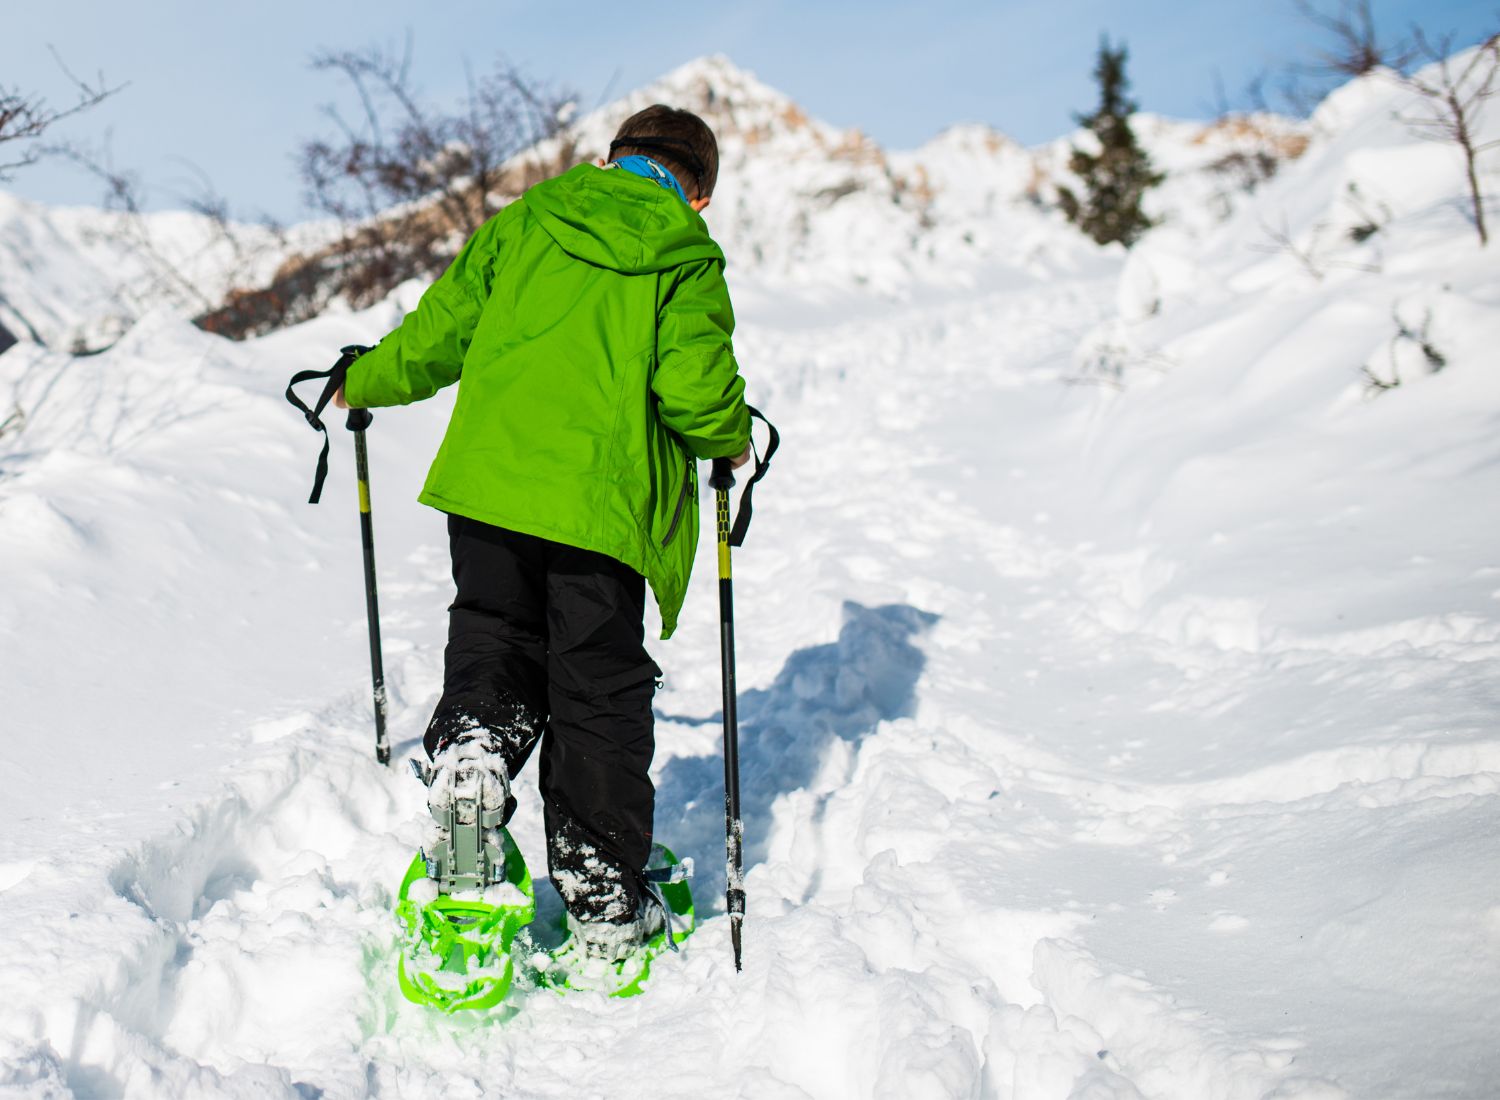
[706,406,779,973]
[348,406,390,765]
[285,345,390,765]
[710,456,746,972]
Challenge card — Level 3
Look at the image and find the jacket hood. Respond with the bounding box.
[523,163,724,275]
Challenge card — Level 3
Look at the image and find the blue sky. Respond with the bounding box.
[3,0,1493,222]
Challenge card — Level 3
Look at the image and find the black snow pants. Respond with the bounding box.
[424,515,661,925]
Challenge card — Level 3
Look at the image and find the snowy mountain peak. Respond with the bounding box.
[921,123,1022,156]
[646,53,799,114]
[572,54,873,167]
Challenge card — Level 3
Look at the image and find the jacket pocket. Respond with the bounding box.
[660,456,693,548]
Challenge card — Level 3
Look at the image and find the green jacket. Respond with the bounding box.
[344,164,750,637]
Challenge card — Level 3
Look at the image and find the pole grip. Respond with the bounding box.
[709,456,735,491]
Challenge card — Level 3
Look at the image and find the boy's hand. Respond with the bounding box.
[729,444,752,470]
[334,386,348,410]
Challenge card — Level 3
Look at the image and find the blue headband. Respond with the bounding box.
[608,155,690,206]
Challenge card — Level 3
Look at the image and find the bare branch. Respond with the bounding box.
[48,139,216,315]
[1244,69,1273,114]
[1361,363,1401,392]
[1274,67,1326,120]
[1254,215,1327,280]
[0,49,124,180]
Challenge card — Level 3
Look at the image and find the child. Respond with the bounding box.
[338,105,751,959]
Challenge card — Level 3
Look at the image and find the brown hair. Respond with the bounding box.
[609,104,719,200]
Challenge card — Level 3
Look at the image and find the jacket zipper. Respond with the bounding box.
[660,459,692,547]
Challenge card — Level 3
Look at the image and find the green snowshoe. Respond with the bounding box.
[396,755,535,1013]
[530,844,695,998]
[395,829,534,1012]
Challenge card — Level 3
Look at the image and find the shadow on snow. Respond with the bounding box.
[653,600,937,913]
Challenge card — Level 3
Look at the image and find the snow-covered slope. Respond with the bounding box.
[1,49,1498,1100]
[0,194,314,354]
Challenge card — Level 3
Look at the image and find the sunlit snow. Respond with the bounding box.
[1,51,1498,1100]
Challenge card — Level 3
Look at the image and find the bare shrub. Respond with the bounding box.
[1363,305,1448,393]
[1254,211,1385,280]
[1066,321,1176,389]
[246,40,574,335]
[0,404,24,440]
[1196,73,1314,220]
[1394,31,1500,247]
[1342,181,1391,243]
[1209,148,1282,193]
[1294,0,1412,79]
[1255,215,1330,280]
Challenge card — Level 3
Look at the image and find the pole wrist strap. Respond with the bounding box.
[284,344,372,504]
[725,406,780,547]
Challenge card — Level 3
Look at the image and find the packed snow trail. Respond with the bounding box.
[5,258,1496,1098]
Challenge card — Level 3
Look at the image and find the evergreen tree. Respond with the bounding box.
[1057,38,1164,247]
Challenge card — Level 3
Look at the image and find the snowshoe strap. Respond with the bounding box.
[284,344,372,504]
[643,860,692,885]
[724,406,780,548]
[636,877,680,954]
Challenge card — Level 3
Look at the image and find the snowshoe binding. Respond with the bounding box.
[529,843,695,998]
[396,734,534,1012]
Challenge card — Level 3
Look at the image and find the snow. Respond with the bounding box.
[2,49,1499,1099]
[0,194,325,354]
